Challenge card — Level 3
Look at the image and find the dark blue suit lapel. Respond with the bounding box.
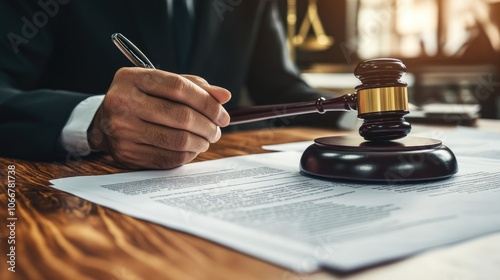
[124,0,222,74]
[125,0,176,71]
[189,0,222,73]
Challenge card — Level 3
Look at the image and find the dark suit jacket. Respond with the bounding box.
[0,0,336,161]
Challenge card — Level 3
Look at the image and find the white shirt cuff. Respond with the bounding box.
[60,95,104,156]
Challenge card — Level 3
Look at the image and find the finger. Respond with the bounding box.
[182,75,231,105]
[183,75,232,105]
[108,139,198,169]
[120,68,230,127]
[136,121,214,152]
[135,94,222,143]
[100,111,216,151]
[181,75,210,86]
[207,85,231,105]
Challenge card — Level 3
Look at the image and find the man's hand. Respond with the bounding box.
[88,67,231,169]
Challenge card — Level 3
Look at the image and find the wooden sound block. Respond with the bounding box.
[300,136,458,183]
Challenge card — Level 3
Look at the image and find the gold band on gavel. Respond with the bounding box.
[357,87,409,114]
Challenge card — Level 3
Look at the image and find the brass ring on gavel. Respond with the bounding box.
[357,87,409,114]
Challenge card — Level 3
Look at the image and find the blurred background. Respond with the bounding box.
[279,0,500,122]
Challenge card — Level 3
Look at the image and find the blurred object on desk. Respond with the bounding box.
[411,64,500,119]
[406,103,481,125]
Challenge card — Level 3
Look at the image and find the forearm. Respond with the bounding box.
[0,87,91,160]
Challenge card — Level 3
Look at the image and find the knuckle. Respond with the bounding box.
[103,117,119,135]
[169,75,187,97]
[106,117,130,135]
[111,146,130,164]
[155,100,173,116]
[201,98,220,119]
[114,67,134,81]
[171,131,191,151]
[184,75,208,86]
[110,119,126,135]
[104,89,128,111]
[175,107,195,128]
[152,130,169,147]
[141,70,163,91]
[111,144,144,169]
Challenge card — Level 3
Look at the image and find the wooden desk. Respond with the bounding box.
[1,121,500,280]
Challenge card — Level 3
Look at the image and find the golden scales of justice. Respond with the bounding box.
[287,0,334,58]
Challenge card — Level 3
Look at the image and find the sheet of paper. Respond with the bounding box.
[50,151,500,272]
[414,126,500,160]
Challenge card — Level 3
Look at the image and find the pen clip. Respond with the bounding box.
[111,33,155,69]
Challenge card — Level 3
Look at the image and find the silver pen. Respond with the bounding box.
[111,33,155,69]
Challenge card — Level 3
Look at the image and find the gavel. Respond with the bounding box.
[228,58,458,182]
[228,58,411,141]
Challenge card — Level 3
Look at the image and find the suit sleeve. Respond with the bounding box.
[245,1,342,127]
[0,2,90,160]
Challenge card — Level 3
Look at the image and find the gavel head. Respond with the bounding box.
[354,58,411,141]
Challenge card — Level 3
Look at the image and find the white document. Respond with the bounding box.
[415,126,500,160]
[50,151,500,272]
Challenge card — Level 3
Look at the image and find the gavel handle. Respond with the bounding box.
[228,93,358,125]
